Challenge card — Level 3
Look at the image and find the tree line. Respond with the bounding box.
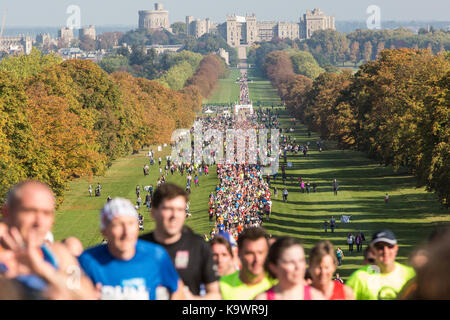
[249,28,450,73]
[263,49,449,207]
[0,49,226,205]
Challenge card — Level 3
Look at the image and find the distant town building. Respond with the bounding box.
[79,25,96,40]
[36,33,52,45]
[58,47,84,60]
[219,14,299,47]
[300,8,335,39]
[0,35,33,55]
[139,3,171,31]
[186,16,213,38]
[58,27,74,43]
[219,9,335,47]
[145,44,183,55]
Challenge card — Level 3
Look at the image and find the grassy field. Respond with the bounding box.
[247,69,282,106]
[259,107,450,278]
[53,146,219,248]
[203,68,241,105]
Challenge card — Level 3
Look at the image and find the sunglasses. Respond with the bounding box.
[373,243,395,250]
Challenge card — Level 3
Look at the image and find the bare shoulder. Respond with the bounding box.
[253,292,267,300]
[343,284,356,300]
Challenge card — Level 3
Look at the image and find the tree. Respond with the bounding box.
[171,22,187,35]
[289,50,325,80]
[362,41,373,62]
[98,54,130,74]
[0,48,62,80]
[350,41,360,66]
[376,42,385,58]
[338,38,349,66]
[97,32,124,50]
[0,72,34,202]
[80,36,96,52]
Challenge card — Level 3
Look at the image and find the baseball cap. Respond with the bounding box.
[370,229,397,246]
[217,230,237,247]
[100,198,138,230]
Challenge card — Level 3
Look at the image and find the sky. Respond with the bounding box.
[0,0,448,27]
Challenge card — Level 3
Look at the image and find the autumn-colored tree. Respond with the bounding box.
[350,41,360,66]
[264,46,449,206]
[362,41,373,62]
[185,53,226,98]
[0,72,33,202]
[376,42,385,58]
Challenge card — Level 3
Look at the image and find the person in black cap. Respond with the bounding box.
[346,229,416,300]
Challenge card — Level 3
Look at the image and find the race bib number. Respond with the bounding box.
[175,250,190,269]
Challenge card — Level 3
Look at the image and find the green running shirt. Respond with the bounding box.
[346,262,415,300]
[219,271,277,300]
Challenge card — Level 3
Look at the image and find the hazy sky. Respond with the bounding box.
[1,0,448,27]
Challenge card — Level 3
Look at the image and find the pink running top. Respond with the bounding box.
[265,285,312,300]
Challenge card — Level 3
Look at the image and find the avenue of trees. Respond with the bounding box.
[263,48,449,207]
[249,28,450,72]
[0,49,226,205]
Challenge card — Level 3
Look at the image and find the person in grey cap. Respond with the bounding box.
[346,229,416,300]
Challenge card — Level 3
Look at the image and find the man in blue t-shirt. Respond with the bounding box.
[78,198,184,300]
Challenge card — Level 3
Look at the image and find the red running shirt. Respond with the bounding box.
[329,280,346,300]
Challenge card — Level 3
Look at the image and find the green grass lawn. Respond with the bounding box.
[263,107,450,279]
[53,145,218,249]
[247,69,282,106]
[203,68,241,105]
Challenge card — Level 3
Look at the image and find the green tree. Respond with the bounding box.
[98,54,130,74]
[171,22,187,35]
[288,50,325,80]
[0,48,62,79]
[362,41,373,62]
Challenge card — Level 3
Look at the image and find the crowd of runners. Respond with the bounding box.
[1,180,449,300]
[0,68,449,301]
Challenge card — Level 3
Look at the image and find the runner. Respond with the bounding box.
[346,229,416,300]
[309,241,355,300]
[210,236,237,277]
[0,180,97,299]
[254,237,324,300]
[140,183,220,300]
[220,227,276,300]
[78,198,184,300]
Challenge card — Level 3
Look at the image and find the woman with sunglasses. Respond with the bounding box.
[309,241,355,300]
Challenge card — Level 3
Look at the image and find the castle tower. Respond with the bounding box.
[139,3,170,30]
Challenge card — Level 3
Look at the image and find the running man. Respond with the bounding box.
[220,227,276,300]
[140,183,220,300]
[78,198,184,300]
[1,180,97,299]
[346,229,416,300]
